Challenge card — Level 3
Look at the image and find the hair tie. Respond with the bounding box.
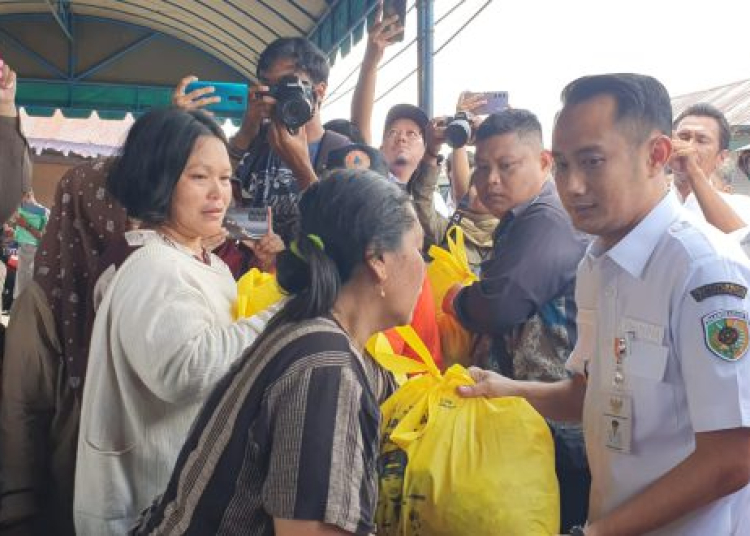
[307,234,325,251]
[290,234,325,262]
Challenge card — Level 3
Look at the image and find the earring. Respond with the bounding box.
[380,285,386,299]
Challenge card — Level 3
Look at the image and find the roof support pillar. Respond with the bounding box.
[417,0,434,117]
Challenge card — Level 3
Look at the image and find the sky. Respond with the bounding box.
[321,0,750,147]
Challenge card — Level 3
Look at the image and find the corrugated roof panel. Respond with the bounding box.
[1,0,374,116]
[672,79,750,126]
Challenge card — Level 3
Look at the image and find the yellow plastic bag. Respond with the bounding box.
[234,268,284,319]
[426,227,479,366]
[366,332,436,387]
[376,326,560,536]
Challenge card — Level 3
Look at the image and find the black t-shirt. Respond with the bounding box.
[233,127,349,243]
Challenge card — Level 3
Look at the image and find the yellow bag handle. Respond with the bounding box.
[368,326,441,378]
[444,225,470,271]
[367,333,432,376]
[394,325,442,377]
[427,245,463,273]
[427,226,474,279]
[371,352,432,376]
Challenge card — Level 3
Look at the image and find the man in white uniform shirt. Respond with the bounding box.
[458,73,750,535]
[671,103,750,227]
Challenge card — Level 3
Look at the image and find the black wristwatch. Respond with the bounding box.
[569,525,586,536]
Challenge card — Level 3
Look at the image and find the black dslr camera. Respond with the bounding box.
[444,111,474,149]
[264,75,316,133]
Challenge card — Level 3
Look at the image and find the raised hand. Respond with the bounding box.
[171,75,221,112]
[244,207,284,272]
[365,2,403,61]
[0,58,19,117]
[456,91,487,115]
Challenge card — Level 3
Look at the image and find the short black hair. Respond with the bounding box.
[674,103,731,151]
[324,118,365,144]
[107,108,227,225]
[475,109,543,145]
[273,169,415,323]
[257,37,330,85]
[560,73,672,144]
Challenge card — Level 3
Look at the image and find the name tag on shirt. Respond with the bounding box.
[602,391,632,454]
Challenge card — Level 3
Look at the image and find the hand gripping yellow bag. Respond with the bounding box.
[233,268,284,319]
[376,326,560,536]
[426,227,479,366]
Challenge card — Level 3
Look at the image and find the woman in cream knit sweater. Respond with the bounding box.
[74,108,275,535]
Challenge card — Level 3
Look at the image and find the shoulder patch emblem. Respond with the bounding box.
[690,282,747,302]
[702,310,749,362]
[343,149,372,171]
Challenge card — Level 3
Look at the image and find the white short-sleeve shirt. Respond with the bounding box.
[567,192,750,535]
[683,191,750,225]
[729,226,750,259]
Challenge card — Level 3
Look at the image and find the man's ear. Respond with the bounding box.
[648,134,672,176]
[314,81,327,107]
[718,148,730,165]
[540,149,553,176]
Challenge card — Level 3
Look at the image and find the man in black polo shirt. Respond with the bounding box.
[443,109,589,531]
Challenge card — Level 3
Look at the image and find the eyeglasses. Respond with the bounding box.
[385,129,422,141]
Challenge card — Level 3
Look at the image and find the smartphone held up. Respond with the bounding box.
[444,91,510,148]
[185,81,248,115]
[466,91,510,116]
[383,0,407,42]
[224,206,271,241]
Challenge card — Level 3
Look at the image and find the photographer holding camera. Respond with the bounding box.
[350,5,449,222]
[174,38,349,247]
[410,93,498,272]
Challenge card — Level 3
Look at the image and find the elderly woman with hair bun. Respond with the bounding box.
[133,168,426,536]
[73,108,274,535]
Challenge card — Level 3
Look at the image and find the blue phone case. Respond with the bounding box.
[185,81,248,114]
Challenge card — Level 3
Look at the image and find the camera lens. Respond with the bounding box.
[279,98,313,130]
[445,117,472,149]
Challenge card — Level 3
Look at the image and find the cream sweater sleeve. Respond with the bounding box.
[110,251,273,405]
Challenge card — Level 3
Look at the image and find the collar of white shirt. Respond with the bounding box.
[589,192,682,279]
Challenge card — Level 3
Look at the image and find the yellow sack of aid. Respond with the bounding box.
[426,227,479,366]
[376,326,560,536]
[234,268,284,319]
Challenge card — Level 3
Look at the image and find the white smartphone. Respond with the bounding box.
[224,206,269,240]
[467,91,509,115]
